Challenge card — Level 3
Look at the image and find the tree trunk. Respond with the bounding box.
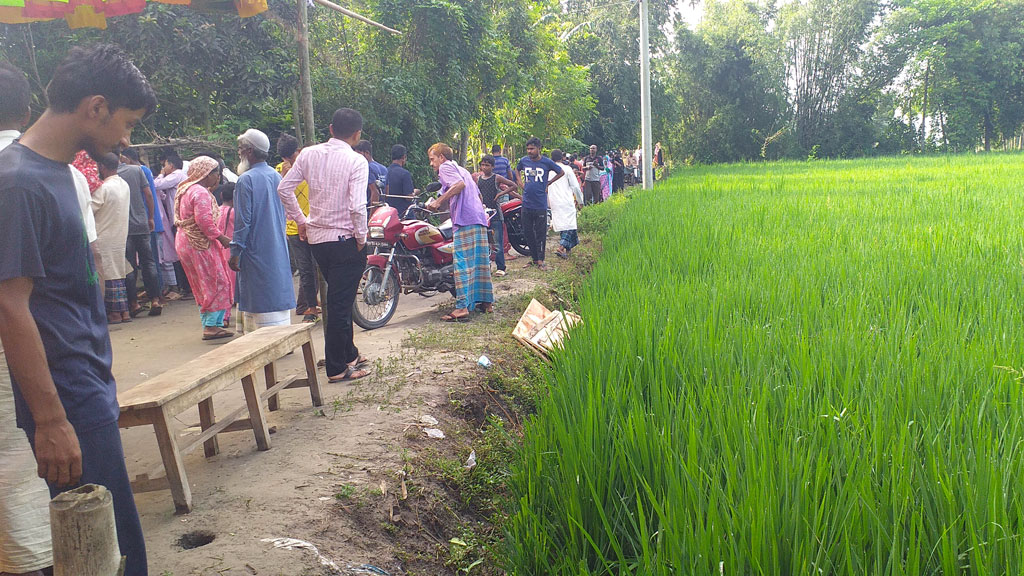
[920,59,929,151]
[983,111,994,152]
[458,129,469,166]
[51,485,124,576]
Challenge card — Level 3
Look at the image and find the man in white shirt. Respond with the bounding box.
[0,59,52,576]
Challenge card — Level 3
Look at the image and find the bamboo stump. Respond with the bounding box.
[50,484,125,576]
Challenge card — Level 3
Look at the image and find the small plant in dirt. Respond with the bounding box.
[333,483,356,500]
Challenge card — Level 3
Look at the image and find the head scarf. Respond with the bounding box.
[174,156,221,251]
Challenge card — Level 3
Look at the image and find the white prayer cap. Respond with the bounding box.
[237,129,271,153]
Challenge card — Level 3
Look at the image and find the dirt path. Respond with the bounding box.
[112,265,547,575]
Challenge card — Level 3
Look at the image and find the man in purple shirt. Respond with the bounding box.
[425,142,493,321]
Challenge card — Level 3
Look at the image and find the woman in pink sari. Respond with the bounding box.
[174,157,234,340]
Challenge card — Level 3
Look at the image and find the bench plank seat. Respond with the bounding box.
[118,323,321,513]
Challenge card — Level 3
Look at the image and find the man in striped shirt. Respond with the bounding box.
[277,108,370,382]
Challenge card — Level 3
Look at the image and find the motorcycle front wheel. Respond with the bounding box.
[353,265,401,330]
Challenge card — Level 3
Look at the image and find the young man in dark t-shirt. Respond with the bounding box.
[0,44,157,576]
[384,144,416,218]
[515,137,563,270]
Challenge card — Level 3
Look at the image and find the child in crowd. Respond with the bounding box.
[473,155,521,277]
[216,182,237,327]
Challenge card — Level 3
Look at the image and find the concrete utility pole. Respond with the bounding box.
[298,0,316,144]
[639,0,654,190]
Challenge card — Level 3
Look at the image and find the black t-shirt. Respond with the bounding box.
[0,142,119,432]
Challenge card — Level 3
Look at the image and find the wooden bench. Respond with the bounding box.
[117,323,322,514]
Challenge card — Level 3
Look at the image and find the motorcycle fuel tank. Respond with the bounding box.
[402,220,446,250]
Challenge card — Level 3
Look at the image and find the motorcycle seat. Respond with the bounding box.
[438,218,454,241]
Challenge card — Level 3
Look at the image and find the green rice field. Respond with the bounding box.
[508,155,1024,575]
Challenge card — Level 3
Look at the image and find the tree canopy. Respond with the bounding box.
[2,0,1023,170]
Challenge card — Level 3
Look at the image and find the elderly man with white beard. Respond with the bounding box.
[229,129,295,331]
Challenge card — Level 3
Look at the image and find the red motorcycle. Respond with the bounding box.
[353,203,461,329]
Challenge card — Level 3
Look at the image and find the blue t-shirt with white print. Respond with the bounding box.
[516,155,562,211]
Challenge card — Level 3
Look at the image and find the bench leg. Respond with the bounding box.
[241,373,272,451]
[197,397,219,458]
[152,408,192,514]
[302,341,323,407]
[264,361,279,412]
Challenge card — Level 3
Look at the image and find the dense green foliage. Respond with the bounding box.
[509,154,1024,574]
[658,0,1024,163]
[2,0,1023,168]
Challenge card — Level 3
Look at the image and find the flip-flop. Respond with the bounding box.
[202,329,234,341]
[148,306,163,317]
[441,312,469,322]
[328,366,370,383]
[348,355,370,368]
[475,303,493,313]
[129,307,147,318]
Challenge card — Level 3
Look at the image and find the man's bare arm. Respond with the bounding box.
[0,276,82,487]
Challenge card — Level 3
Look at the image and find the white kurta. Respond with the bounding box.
[0,130,53,573]
[0,352,53,573]
[547,167,581,232]
[91,175,132,281]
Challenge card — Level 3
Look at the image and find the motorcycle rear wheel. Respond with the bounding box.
[503,210,533,257]
[353,265,401,330]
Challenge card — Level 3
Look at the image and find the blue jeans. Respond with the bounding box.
[26,420,148,575]
[488,211,506,271]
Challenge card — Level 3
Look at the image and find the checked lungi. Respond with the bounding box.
[104,278,129,315]
[453,224,493,311]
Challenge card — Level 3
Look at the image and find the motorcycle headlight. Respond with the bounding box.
[369,226,385,239]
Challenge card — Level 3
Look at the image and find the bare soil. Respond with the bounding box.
[112,245,572,576]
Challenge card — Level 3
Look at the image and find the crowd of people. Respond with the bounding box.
[0,42,649,576]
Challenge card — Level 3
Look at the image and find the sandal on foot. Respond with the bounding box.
[441,312,469,322]
[148,305,163,317]
[328,366,370,383]
[475,303,493,313]
[129,306,147,318]
[348,355,370,368]
[202,328,234,341]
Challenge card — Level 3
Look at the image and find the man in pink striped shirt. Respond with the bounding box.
[278,108,370,382]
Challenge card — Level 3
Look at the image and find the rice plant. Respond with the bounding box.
[507,154,1024,575]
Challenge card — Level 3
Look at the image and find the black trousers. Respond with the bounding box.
[310,238,366,378]
[289,235,319,314]
[125,233,160,307]
[522,207,548,263]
